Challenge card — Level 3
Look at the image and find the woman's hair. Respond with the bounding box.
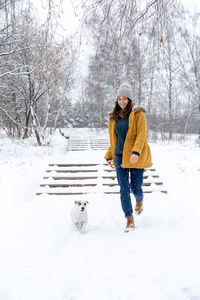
[109,98,134,121]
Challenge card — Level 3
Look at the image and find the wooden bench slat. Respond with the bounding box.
[48,164,99,167]
[40,184,97,188]
[44,176,98,180]
[46,169,98,173]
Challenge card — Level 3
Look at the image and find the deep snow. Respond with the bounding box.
[0,129,200,300]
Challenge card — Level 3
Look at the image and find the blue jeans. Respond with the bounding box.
[115,154,144,218]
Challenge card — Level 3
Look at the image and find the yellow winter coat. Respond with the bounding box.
[104,110,152,168]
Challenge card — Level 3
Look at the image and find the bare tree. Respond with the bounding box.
[175,12,200,142]
[0,4,76,144]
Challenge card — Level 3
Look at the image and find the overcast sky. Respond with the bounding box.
[29,0,200,39]
[180,0,200,12]
[59,0,200,36]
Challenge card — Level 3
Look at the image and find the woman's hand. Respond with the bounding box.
[107,160,115,169]
[130,154,139,165]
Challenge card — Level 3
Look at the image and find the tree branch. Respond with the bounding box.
[0,46,32,57]
[0,106,29,129]
[0,62,42,79]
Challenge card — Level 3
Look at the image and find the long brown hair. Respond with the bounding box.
[109,98,134,121]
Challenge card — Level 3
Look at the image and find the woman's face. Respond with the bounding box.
[117,96,129,110]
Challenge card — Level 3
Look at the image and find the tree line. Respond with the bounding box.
[0,0,75,144]
[0,0,200,144]
[72,0,200,142]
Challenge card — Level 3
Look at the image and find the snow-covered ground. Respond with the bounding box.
[0,129,200,300]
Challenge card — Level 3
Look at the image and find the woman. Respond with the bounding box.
[104,82,152,232]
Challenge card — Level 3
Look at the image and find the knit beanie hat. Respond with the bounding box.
[116,82,133,101]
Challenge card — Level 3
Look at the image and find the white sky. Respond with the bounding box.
[27,0,79,38]
[58,0,80,36]
[28,0,200,39]
[59,0,200,37]
[180,0,200,12]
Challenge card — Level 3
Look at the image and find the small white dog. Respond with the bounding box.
[71,200,89,233]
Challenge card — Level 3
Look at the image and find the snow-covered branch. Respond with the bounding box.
[0,106,29,129]
[0,46,32,57]
[0,62,42,79]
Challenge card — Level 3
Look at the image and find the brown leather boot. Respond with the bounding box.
[124,216,135,232]
[135,201,143,215]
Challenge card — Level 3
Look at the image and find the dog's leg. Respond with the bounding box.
[74,222,81,230]
[80,222,87,233]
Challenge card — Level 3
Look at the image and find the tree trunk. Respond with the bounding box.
[23,109,31,139]
[148,62,155,116]
[34,128,42,146]
[198,102,200,144]
[168,40,173,140]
